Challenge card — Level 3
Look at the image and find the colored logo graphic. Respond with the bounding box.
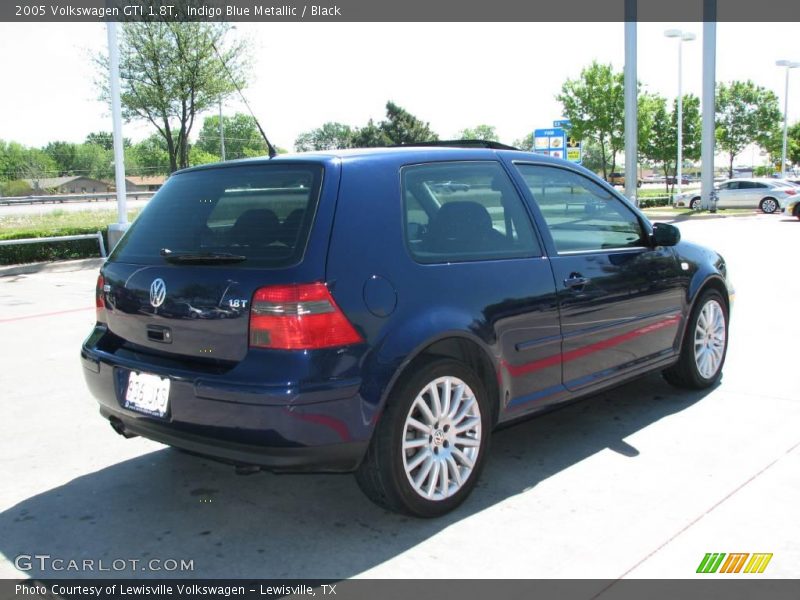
[696,553,773,574]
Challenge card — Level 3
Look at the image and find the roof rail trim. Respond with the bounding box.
[389,140,521,151]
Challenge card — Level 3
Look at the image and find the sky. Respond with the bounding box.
[0,21,799,163]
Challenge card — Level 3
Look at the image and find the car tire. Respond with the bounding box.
[355,358,492,517]
[663,289,728,390]
[689,197,701,210]
[760,197,779,214]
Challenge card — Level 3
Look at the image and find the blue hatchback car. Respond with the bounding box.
[81,145,732,516]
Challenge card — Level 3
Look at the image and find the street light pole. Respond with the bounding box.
[701,3,717,212]
[665,29,696,196]
[106,21,128,249]
[623,3,637,205]
[219,98,226,161]
[776,60,799,178]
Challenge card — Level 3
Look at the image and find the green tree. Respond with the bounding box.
[641,96,675,191]
[0,143,57,187]
[641,94,701,192]
[85,131,114,150]
[351,119,392,148]
[73,143,114,179]
[579,140,607,174]
[196,112,269,158]
[513,132,533,151]
[99,23,250,172]
[0,180,33,197]
[43,141,113,179]
[1,141,56,183]
[127,134,171,176]
[677,94,702,164]
[351,101,439,147]
[189,146,220,166]
[557,61,624,180]
[458,125,497,141]
[716,80,782,178]
[43,141,79,176]
[787,121,800,168]
[294,121,355,152]
[380,101,438,145]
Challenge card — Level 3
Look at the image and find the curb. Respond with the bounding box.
[0,257,105,278]
[642,211,765,222]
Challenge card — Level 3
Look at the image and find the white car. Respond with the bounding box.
[674,178,797,213]
[782,194,800,220]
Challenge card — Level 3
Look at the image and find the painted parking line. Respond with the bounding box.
[591,439,800,596]
[0,306,93,324]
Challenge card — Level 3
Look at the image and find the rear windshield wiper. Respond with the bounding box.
[160,249,247,264]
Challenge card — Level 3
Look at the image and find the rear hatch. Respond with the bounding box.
[99,161,332,364]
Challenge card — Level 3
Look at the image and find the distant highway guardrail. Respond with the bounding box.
[0,191,156,206]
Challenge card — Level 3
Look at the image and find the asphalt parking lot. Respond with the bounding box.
[0,213,797,580]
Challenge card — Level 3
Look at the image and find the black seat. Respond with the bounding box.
[229,209,280,247]
[423,201,506,254]
[277,208,305,247]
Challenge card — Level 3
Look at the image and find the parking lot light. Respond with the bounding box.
[665,29,697,196]
[776,60,800,179]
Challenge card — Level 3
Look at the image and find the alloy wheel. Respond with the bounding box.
[762,198,778,213]
[401,376,482,501]
[693,299,726,379]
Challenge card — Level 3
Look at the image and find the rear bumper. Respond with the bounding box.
[81,335,374,473]
[99,406,367,472]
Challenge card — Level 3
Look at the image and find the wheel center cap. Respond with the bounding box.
[432,429,445,446]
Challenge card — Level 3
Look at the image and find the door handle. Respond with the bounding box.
[564,274,590,290]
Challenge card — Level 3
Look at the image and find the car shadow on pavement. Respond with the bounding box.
[0,373,712,579]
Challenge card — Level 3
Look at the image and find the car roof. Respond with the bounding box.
[174,146,579,175]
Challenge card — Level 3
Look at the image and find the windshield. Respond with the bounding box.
[111,164,324,268]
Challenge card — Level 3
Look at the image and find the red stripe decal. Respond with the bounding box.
[0,306,94,324]
[503,314,681,378]
[282,408,352,442]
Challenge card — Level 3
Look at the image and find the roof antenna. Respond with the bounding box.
[211,39,277,158]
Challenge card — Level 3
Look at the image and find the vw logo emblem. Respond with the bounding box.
[149,278,167,308]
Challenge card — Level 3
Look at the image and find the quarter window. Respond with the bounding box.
[515,164,646,253]
[402,162,540,263]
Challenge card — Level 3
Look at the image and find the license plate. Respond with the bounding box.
[124,371,170,417]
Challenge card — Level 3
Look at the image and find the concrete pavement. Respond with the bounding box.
[0,214,797,579]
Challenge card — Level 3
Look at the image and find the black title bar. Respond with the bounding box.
[2,580,800,600]
[2,0,800,22]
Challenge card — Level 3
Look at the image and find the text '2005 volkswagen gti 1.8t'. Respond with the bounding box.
[81,143,733,517]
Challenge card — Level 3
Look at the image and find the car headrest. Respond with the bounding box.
[230,209,280,246]
[425,201,495,252]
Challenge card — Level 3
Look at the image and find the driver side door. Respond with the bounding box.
[513,164,685,392]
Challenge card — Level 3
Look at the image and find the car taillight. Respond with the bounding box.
[785,189,796,195]
[96,274,106,323]
[249,283,363,350]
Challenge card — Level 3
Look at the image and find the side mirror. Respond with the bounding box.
[651,222,681,247]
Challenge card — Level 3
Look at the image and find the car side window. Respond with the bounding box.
[402,161,541,263]
[515,164,646,253]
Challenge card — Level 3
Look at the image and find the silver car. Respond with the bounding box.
[675,178,797,213]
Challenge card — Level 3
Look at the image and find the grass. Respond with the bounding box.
[0,208,143,265]
[0,208,142,236]
[637,188,675,199]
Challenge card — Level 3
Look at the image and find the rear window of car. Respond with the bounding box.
[111,164,323,268]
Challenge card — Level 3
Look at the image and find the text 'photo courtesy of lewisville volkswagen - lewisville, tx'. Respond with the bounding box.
[0,1,799,599]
